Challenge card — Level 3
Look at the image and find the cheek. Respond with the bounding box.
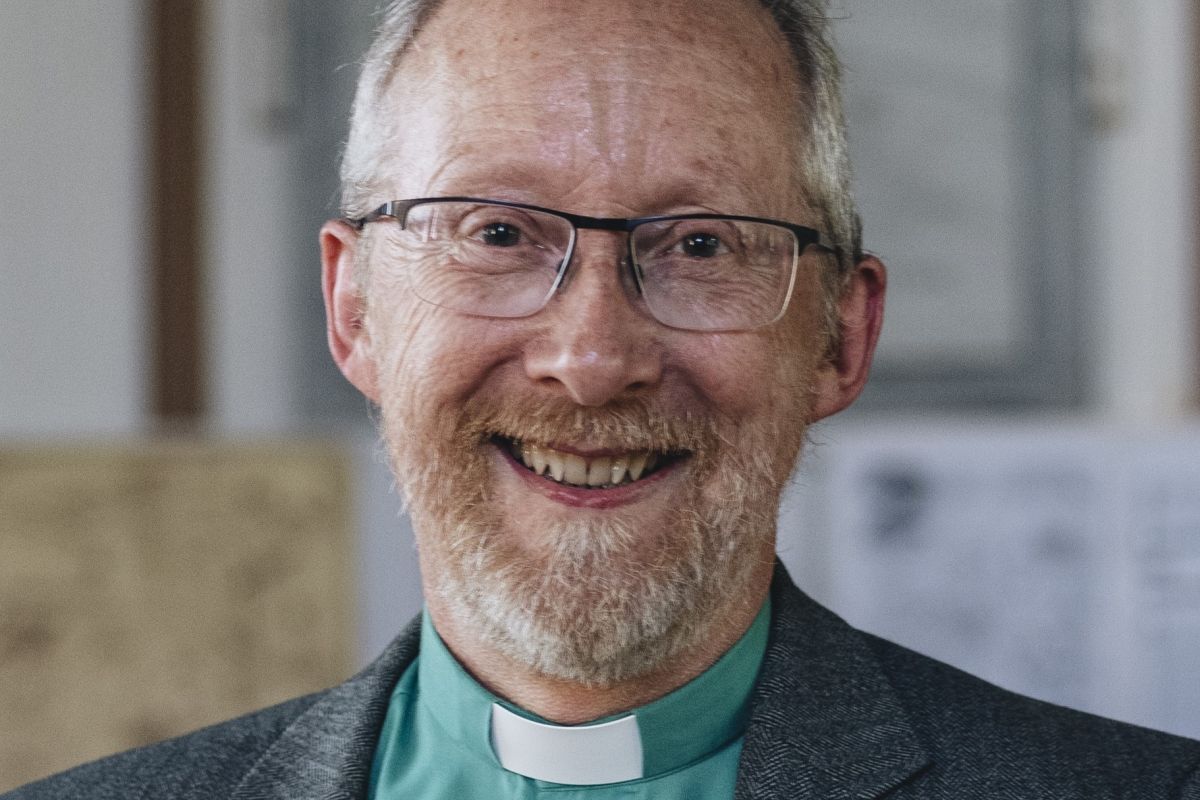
[678,261,828,415]
[368,299,432,393]
[368,297,516,415]
[680,330,814,423]
[368,302,456,422]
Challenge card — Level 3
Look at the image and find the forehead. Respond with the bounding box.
[381,0,804,214]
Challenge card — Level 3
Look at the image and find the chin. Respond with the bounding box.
[414,453,780,686]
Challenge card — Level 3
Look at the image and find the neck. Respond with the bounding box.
[424,561,773,725]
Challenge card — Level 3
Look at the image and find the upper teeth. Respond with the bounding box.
[515,440,659,488]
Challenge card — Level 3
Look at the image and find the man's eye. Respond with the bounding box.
[480,222,522,247]
[679,232,722,258]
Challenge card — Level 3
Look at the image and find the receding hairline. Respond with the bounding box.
[350,0,826,203]
[373,2,812,211]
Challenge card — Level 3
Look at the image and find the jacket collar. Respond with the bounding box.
[230,563,928,799]
[735,562,930,799]
[230,616,421,800]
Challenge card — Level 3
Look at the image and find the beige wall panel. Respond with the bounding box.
[0,442,354,791]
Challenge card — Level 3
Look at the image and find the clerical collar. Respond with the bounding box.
[416,598,770,786]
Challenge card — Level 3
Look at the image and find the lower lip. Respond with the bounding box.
[496,443,681,509]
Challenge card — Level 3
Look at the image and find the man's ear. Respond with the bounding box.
[810,254,886,421]
[320,220,379,403]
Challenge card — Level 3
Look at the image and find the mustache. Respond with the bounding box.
[457,395,723,455]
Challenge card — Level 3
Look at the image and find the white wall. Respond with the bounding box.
[1087,0,1197,419]
[0,0,310,440]
[0,2,147,440]
[203,0,302,435]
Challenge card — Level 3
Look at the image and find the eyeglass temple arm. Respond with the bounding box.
[347,201,413,231]
[810,232,868,267]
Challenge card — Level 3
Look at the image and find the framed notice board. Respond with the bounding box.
[836,1,1088,408]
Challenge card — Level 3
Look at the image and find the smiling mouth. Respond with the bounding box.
[494,436,682,489]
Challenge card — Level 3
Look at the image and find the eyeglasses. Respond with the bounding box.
[349,197,835,332]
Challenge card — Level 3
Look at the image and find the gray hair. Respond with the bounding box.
[340,0,861,334]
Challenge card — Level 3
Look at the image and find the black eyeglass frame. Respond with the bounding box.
[348,196,839,330]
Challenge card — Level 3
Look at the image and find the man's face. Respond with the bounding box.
[329,0,864,683]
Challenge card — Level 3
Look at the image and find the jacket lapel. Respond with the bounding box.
[736,563,930,799]
[230,617,422,800]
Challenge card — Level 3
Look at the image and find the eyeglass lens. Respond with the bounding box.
[389,201,799,331]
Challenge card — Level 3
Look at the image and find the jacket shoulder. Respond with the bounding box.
[3,692,324,800]
[862,632,1200,797]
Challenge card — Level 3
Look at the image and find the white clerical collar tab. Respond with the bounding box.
[490,703,644,785]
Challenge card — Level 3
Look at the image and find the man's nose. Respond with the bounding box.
[522,233,664,407]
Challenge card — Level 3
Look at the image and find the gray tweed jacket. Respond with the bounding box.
[8,563,1200,799]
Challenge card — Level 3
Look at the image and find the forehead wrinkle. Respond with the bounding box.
[403,125,791,219]
[387,131,797,223]
[420,141,777,218]
[414,18,789,151]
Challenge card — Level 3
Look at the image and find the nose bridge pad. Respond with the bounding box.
[626,243,644,297]
[552,231,641,305]
[551,236,577,296]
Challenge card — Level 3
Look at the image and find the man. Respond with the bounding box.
[8,0,1199,797]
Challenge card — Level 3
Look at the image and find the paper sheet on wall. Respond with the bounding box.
[821,423,1200,740]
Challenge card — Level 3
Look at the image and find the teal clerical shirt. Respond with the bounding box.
[369,597,771,799]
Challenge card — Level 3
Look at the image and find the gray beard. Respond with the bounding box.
[383,396,799,686]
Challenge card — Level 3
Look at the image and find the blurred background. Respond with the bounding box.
[1,0,1196,790]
